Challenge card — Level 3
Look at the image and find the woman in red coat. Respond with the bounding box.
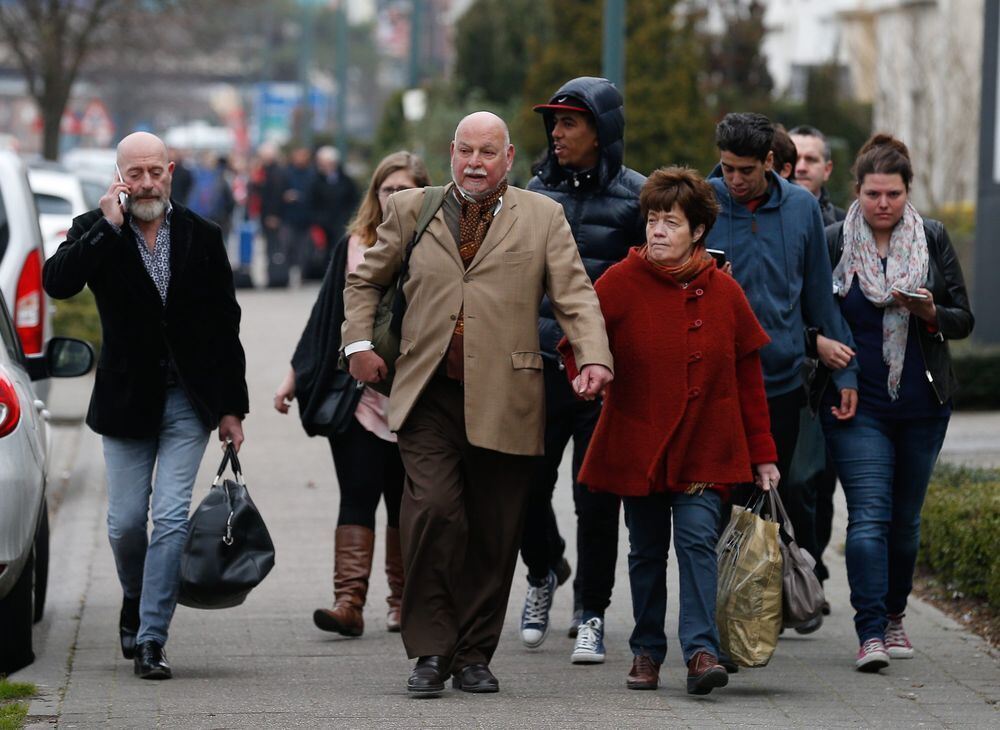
[562,167,779,696]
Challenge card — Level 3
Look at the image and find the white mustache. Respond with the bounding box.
[464,168,486,177]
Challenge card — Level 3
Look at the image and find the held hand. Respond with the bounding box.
[753,463,780,491]
[890,288,937,326]
[219,415,245,452]
[816,334,856,370]
[829,387,858,421]
[572,364,613,401]
[273,368,295,414]
[721,261,734,277]
[348,349,388,384]
[100,178,129,227]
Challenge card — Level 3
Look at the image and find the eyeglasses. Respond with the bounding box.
[378,185,413,198]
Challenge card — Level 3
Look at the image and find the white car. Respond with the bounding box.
[27,164,89,260]
[0,294,93,674]
[0,149,50,364]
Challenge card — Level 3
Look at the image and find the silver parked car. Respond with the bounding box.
[0,294,93,674]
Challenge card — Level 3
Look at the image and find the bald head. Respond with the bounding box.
[117,132,168,167]
[450,111,514,200]
[454,111,510,149]
[116,131,173,223]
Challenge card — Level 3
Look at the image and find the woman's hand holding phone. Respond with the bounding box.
[890,287,937,325]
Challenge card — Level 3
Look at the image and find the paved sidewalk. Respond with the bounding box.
[13,284,1000,728]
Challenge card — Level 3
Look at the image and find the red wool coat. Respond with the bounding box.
[563,247,778,497]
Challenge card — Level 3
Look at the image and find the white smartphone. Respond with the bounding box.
[115,164,129,209]
[892,287,928,300]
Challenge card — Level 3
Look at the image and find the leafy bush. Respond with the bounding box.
[919,464,1000,608]
[951,349,1000,410]
[50,287,101,354]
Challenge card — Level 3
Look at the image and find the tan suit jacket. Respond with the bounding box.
[343,183,613,456]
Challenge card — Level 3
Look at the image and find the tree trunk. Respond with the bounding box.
[39,85,70,161]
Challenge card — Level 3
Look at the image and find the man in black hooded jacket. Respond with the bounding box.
[518,76,645,663]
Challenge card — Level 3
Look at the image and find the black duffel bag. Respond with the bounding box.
[178,443,275,609]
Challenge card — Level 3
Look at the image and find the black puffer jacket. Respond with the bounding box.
[528,76,646,360]
[810,218,974,411]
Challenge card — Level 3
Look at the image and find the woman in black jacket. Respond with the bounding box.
[274,151,430,637]
[817,134,973,673]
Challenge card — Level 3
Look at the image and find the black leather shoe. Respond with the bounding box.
[134,641,172,680]
[119,595,140,660]
[407,655,447,696]
[451,663,499,693]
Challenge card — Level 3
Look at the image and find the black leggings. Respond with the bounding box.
[329,416,404,529]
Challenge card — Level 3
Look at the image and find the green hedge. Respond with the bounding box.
[50,287,101,354]
[919,464,1000,608]
[952,350,1000,410]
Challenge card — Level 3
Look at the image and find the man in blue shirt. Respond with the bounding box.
[706,113,858,634]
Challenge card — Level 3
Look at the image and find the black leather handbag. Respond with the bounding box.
[178,443,275,609]
[307,373,364,437]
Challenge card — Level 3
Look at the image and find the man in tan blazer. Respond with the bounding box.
[343,112,613,697]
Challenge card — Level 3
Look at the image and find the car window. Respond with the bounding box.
[34,192,74,215]
[0,295,21,362]
[0,184,8,265]
[80,180,104,210]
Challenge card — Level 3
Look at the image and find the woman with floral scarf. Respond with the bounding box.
[817,134,973,672]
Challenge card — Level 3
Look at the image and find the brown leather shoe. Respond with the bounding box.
[686,650,729,695]
[385,527,404,632]
[626,654,660,690]
[313,525,374,637]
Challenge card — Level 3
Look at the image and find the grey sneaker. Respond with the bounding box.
[571,616,606,664]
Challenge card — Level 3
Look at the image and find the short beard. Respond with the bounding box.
[129,197,167,222]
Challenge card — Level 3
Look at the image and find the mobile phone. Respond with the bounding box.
[892,287,928,300]
[707,248,727,267]
[115,164,129,209]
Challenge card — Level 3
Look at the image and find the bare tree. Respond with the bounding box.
[0,0,125,159]
[0,0,265,159]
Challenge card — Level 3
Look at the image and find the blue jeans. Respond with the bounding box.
[821,410,949,643]
[623,490,721,665]
[103,387,210,646]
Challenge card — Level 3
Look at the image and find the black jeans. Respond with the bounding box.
[765,388,824,568]
[719,388,804,536]
[520,360,620,615]
[329,416,404,530]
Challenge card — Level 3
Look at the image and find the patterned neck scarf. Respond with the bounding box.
[457,179,508,265]
[642,244,714,284]
[833,200,929,399]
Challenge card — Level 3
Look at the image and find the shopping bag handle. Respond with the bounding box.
[212,440,245,487]
[761,486,797,542]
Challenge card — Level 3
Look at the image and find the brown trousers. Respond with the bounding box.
[396,375,534,668]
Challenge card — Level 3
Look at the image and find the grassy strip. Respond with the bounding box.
[0,678,35,730]
[0,702,28,730]
[0,680,34,703]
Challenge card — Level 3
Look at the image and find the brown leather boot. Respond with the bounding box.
[385,527,404,632]
[313,525,374,637]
